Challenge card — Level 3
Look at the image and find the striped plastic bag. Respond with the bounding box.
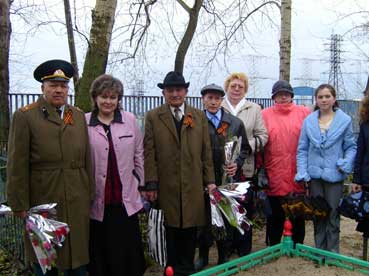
[147,208,167,267]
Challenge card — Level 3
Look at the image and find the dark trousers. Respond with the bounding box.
[166,226,197,276]
[33,264,86,276]
[231,226,253,256]
[231,188,255,256]
[266,196,305,246]
[89,205,146,276]
[197,221,230,264]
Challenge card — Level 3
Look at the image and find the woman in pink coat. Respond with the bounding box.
[86,74,146,276]
[262,80,311,246]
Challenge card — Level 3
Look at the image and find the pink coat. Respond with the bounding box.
[262,103,311,196]
[86,111,144,221]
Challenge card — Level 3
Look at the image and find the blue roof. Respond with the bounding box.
[293,86,314,96]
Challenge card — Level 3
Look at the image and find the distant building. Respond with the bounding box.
[293,86,314,106]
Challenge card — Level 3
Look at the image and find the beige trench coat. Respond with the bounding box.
[6,96,94,270]
[144,103,215,228]
[222,100,268,178]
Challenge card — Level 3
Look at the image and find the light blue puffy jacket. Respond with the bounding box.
[295,109,357,183]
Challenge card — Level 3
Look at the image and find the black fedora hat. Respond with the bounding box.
[157,71,190,89]
[200,83,225,97]
[34,59,74,83]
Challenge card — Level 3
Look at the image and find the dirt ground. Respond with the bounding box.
[144,217,366,275]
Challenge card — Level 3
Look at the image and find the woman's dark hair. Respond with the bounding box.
[89,74,124,111]
[313,83,339,111]
[359,96,369,123]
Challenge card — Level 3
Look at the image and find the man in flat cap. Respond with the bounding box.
[6,59,94,276]
[195,84,251,270]
[143,71,216,275]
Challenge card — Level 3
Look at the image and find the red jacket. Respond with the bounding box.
[262,103,311,196]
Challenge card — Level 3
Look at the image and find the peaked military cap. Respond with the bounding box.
[33,59,74,82]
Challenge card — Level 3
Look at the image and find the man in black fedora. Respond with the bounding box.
[143,71,216,275]
[7,59,94,276]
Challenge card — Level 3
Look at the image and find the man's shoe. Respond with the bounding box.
[194,257,208,271]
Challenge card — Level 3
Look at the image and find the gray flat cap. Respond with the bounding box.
[200,83,225,96]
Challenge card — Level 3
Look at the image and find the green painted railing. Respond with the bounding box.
[191,220,369,276]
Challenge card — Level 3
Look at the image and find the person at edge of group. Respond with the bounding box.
[352,75,369,248]
[142,71,216,276]
[195,84,252,271]
[221,72,268,256]
[262,80,311,246]
[6,60,94,276]
[295,84,356,253]
[86,74,147,276]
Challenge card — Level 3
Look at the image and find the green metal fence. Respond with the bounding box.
[191,223,369,276]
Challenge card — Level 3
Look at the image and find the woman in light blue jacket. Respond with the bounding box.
[295,84,356,253]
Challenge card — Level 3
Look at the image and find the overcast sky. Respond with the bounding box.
[9,0,369,99]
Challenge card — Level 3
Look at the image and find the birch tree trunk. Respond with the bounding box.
[174,0,203,73]
[63,0,79,89]
[279,0,292,82]
[75,0,117,111]
[0,0,11,142]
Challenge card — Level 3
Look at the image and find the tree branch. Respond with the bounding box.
[176,0,191,13]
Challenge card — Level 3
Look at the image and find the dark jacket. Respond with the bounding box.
[353,122,369,187]
[206,108,251,186]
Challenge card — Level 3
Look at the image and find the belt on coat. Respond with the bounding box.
[31,160,85,170]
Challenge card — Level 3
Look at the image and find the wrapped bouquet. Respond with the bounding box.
[210,182,252,239]
[0,203,69,274]
[222,136,242,186]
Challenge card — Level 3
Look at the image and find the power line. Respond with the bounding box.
[327,34,346,99]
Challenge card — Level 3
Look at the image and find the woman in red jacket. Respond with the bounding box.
[262,80,311,245]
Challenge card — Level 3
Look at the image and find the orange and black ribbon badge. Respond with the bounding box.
[217,122,229,137]
[183,113,194,128]
[63,110,74,125]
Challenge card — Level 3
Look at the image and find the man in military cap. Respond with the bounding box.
[7,59,94,276]
[195,84,251,270]
[143,71,216,275]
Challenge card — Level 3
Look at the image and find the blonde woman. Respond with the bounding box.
[221,72,268,256]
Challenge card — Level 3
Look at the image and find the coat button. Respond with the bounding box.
[105,148,108,150]
[103,175,106,178]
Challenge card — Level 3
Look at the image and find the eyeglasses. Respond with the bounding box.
[229,84,245,90]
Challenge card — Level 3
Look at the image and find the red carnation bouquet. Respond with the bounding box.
[210,182,252,239]
[0,203,70,274]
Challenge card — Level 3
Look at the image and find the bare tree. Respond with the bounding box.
[174,0,203,73]
[279,0,291,81]
[63,0,79,88]
[75,0,118,111]
[0,0,12,141]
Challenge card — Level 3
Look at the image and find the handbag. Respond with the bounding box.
[252,136,269,190]
[281,193,331,220]
[147,207,167,267]
[338,191,369,220]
